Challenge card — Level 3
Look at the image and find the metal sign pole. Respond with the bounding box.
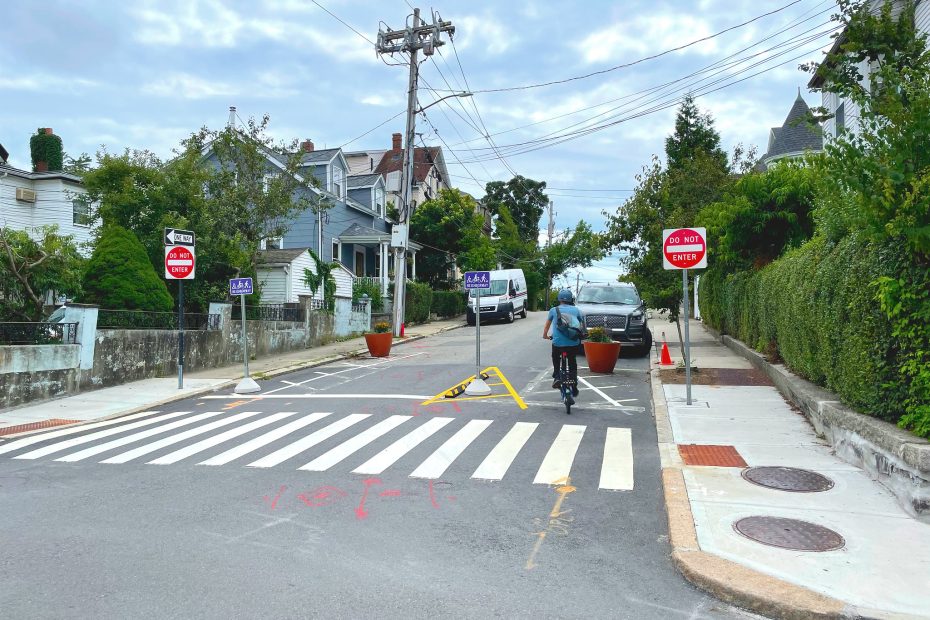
[464,275,491,396]
[232,278,260,394]
[241,293,250,379]
[682,268,692,405]
[177,280,184,389]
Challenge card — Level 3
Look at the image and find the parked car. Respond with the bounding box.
[466,269,528,325]
[575,282,652,357]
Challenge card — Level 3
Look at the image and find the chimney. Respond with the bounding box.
[301,139,314,153]
[227,106,236,129]
[392,132,402,150]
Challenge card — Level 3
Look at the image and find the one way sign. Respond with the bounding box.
[164,228,196,247]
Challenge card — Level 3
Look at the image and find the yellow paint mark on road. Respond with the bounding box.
[490,366,528,410]
[223,399,258,411]
[525,477,577,570]
[421,367,527,410]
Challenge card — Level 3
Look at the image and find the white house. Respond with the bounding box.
[256,247,354,304]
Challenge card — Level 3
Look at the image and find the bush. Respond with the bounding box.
[404,281,432,324]
[353,279,384,312]
[431,290,466,318]
[80,224,174,312]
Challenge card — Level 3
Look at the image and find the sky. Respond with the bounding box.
[0,0,837,284]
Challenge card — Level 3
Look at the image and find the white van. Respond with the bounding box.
[466,268,528,325]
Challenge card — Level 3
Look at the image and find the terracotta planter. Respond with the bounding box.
[364,332,393,357]
[583,340,621,373]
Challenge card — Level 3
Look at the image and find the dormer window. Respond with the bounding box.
[332,166,344,199]
[374,187,385,217]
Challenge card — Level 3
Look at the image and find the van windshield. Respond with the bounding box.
[469,280,508,297]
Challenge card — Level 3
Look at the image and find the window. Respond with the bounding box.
[263,173,275,193]
[261,237,283,250]
[332,166,344,199]
[332,239,341,261]
[374,187,385,217]
[836,101,846,133]
[374,246,381,278]
[72,198,92,227]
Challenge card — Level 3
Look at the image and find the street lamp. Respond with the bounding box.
[417,92,472,114]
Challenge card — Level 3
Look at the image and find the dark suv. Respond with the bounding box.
[575,283,652,357]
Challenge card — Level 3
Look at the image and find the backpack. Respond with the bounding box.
[556,307,587,341]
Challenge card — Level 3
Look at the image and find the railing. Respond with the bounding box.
[307,299,325,311]
[96,309,219,331]
[354,276,382,289]
[351,302,368,313]
[232,304,304,322]
[0,322,78,345]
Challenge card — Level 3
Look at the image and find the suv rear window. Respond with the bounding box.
[577,287,640,305]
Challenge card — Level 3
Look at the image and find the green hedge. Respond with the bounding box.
[700,234,907,424]
[432,290,466,318]
[404,281,433,324]
[352,279,384,312]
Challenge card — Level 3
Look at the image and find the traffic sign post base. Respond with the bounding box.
[234,377,261,394]
[464,377,492,396]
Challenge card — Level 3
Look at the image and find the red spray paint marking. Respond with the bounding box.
[263,485,287,510]
[355,478,381,519]
[297,486,347,508]
[379,489,402,498]
[452,403,462,413]
[428,480,440,509]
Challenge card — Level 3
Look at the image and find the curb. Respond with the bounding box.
[650,368,860,620]
[1,322,466,440]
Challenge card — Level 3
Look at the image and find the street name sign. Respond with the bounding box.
[164,228,196,247]
[464,271,491,290]
[165,245,196,280]
[229,277,253,296]
[663,227,707,270]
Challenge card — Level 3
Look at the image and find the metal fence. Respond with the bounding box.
[96,309,220,331]
[0,322,78,345]
[231,304,304,322]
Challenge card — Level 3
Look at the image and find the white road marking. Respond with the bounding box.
[299,415,411,471]
[471,422,538,480]
[599,428,634,490]
[247,414,369,468]
[410,419,493,479]
[577,376,623,407]
[199,412,332,466]
[55,410,227,462]
[14,411,195,460]
[352,417,454,475]
[100,411,262,464]
[148,412,300,465]
[262,352,425,395]
[533,425,586,485]
[0,410,162,456]
[201,394,430,401]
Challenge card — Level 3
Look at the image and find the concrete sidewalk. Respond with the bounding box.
[654,319,930,619]
[0,318,466,435]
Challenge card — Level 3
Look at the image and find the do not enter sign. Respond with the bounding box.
[663,227,707,270]
[165,245,196,280]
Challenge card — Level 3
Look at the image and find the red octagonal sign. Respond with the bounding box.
[663,227,707,270]
[165,245,196,280]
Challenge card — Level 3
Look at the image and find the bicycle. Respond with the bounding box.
[559,351,575,415]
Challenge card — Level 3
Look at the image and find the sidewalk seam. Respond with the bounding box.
[651,367,860,620]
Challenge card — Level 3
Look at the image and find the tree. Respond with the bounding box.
[0,226,83,321]
[494,206,535,268]
[540,221,605,305]
[483,176,548,245]
[303,249,338,312]
[80,224,173,312]
[665,95,728,173]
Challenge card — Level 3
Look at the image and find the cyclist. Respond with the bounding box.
[542,289,585,396]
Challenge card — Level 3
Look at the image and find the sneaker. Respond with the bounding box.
[552,380,561,389]
[571,386,579,397]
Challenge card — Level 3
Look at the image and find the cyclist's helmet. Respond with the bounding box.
[557,289,574,303]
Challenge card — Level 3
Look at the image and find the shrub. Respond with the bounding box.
[353,279,384,312]
[80,224,174,312]
[431,290,466,318]
[587,327,611,343]
[372,321,391,333]
[404,281,432,324]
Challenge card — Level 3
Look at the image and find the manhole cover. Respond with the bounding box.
[734,516,845,552]
[742,466,834,492]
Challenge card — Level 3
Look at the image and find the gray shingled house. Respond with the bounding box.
[756,92,823,171]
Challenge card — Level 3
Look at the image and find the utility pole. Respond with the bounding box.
[377,9,455,338]
[546,200,555,308]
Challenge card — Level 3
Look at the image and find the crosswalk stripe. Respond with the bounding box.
[100,411,262,464]
[599,427,634,490]
[247,413,370,469]
[198,412,332,466]
[352,417,454,475]
[55,410,227,463]
[471,422,539,481]
[533,424,586,485]
[148,412,300,465]
[0,411,162,457]
[300,415,411,472]
[410,419,493,479]
[13,411,194,460]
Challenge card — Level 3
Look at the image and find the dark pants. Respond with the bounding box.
[551,344,580,384]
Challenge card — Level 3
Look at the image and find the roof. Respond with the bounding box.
[347,173,382,189]
[257,248,308,264]
[298,148,341,165]
[375,145,445,184]
[760,93,822,166]
[0,143,8,164]
[0,161,83,183]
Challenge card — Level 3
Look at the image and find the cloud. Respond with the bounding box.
[577,14,721,64]
[0,73,97,93]
[454,15,516,56]
[142,73,239,99]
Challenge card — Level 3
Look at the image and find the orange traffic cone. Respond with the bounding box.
[659,341,674,366]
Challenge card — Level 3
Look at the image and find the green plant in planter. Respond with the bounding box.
[587,326,611,343]
[372,321,391,333]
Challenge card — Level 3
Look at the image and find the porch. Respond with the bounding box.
[336,223,422,298]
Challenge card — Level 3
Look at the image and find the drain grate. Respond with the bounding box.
[742,466,834,493]
[734,516,845,552]
[0,419,79,436]
[678,444,747,467]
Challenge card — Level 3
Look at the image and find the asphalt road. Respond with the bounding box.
[0,311,756,619]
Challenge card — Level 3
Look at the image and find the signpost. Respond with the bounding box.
[662,227,708,405]
[164,228,196,389]
[464,271,491,396]
[230,277,260,394]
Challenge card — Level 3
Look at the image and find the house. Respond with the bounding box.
[809,0,930,142]
[370,133,451,212]
[0,130,92,253]
[756,92,823,171]
[256,247,354,304]
[344,149,387,176]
